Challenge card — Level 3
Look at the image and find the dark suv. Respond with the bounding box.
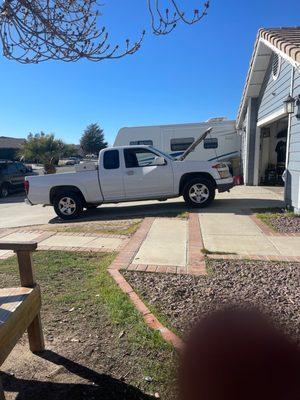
[0,161,37,198]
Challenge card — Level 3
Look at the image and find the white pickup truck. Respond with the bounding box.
[25,140,234,220]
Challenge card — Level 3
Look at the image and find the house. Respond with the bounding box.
[0,136,25,160]
[237,27,300,213]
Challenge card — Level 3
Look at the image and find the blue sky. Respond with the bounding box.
[1,0,300,145]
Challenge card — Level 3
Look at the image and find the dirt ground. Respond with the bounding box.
[0,252,176,400]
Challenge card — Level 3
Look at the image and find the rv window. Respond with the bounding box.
[103,150,120,169]
[129,140,153,146]
[204,138,218,149]
[170,137,194,151]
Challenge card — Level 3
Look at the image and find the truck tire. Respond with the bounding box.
[183,178,215,208]
[53,192,83,220]
[0,183,10,198]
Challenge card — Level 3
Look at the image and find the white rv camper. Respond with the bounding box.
[114,118,241,163]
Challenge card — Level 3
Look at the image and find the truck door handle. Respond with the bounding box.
[126,170,134,176]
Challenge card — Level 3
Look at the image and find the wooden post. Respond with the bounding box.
[15,248,45,353]
[27,313,45,353]
[16,251,36,287]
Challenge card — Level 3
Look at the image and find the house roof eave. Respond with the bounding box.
[236,27,300,129]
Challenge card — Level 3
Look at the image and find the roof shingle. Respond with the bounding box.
[259,27,300,63]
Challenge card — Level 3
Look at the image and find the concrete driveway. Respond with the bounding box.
[198,186,289,257]
[0,186,284,230]
[0,194,186,229]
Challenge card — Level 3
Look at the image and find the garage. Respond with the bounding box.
[258,117,288,186]
[237,27,300,212]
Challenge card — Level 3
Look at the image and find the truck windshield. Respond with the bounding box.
[152,148,174,161]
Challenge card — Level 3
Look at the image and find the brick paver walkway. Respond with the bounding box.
[0,229,128,259]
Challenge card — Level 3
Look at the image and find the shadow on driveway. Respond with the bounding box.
[0,193,25,204]
[48,201,189,224]
[48,196,285,225]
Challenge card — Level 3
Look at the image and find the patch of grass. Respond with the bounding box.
[32,220,142,236]
[0,251,176,396]
[95,259,171,350]
[58,220,142,236]
[201,248,237,255]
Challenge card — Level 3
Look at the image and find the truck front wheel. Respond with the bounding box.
[53,192,83,220]
[183,178,215,208]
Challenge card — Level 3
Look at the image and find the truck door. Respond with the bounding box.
[123,147,174,199]
[99,149,125,201]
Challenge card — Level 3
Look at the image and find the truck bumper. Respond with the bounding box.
[216,177,234,193]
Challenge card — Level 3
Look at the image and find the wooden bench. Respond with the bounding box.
[0,242,45,400]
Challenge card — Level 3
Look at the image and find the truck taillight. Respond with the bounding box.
[212,163,227,169]
[24,180,29,194]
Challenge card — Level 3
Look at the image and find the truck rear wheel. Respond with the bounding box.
[183,178,215,208]
[53,192,83,220]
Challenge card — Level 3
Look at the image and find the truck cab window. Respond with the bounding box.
[124,148,157,168]
[103,150,120,169]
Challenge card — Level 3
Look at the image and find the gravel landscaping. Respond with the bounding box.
[266,214,300,233]
[256,211,300,233]
[123,260,300,344]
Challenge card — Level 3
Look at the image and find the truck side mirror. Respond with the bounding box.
[153,156,166,166]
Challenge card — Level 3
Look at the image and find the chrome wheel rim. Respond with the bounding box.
[189,183,209,204]
[58,197,76,215]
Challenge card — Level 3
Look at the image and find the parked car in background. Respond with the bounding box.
[58,157,81,166]
[25,129,234,220]
[85,154,98,159]
[0,160,37,198]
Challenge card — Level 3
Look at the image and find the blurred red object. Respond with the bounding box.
[233,175,243,185]
[179,309,300,400]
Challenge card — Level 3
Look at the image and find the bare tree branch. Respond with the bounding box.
[0,0,145,63]
[0,0,209,63]
[148,0,210,35]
